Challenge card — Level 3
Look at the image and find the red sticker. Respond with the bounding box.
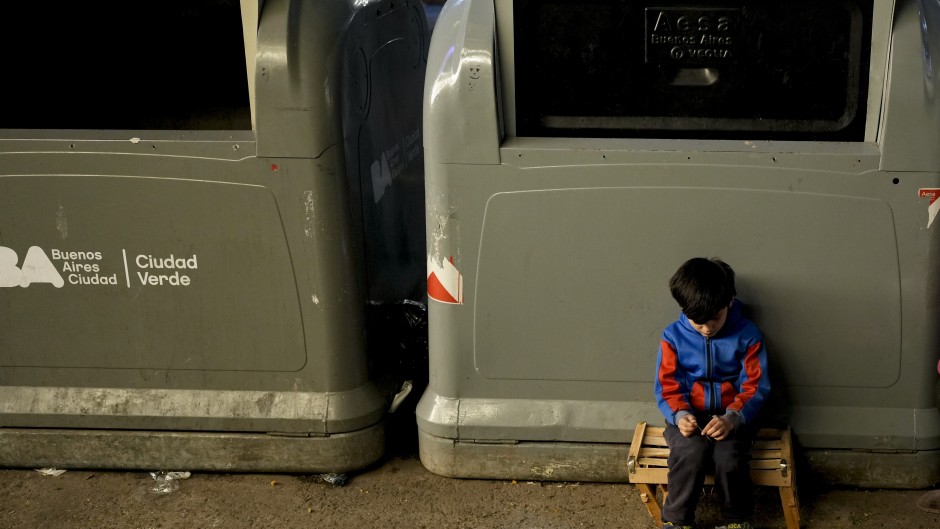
[427,255,463,304]
[920,188,940,228]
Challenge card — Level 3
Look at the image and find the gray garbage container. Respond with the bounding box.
[417,0,940,488]
[0,0,427,472]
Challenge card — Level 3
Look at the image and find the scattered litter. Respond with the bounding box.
[148,471,189,494]
[35,468,67,477]
[271,480,279,487]
[319,473,348,487]
[388,380,414,413]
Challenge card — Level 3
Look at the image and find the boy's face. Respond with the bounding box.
[687,304,730,338]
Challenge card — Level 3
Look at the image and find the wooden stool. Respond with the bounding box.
[627,422,800,529]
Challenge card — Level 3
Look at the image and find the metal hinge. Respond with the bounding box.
[627,455,637,474]
[779,458,788,477]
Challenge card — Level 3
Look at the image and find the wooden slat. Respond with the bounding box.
[641,439,782,450]
[637,447,671,458]
[753,439,782,450]
[750,459,785,470]
[632,467,786,486]
[639,427,784,439]
[751,471,787,487]
[630,467,669,483]
[751,449,783,460]
[637,457,670,468]
[708,472,784,486]
[637,460,670,469]
[642,435,670,447]
[639,428,784,447]
[629,422,648,457]
[630,462,789,480]
[756,428,785,438]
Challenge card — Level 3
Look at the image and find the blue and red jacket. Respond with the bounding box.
[654,299,770,426]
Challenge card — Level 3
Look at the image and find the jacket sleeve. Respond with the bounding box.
[654,337,691,425]
[727,337,770,423]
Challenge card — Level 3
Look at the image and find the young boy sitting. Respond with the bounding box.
[654,257,771,529]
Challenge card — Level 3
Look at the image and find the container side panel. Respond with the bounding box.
[475,187,900,388]
[0,176,304,372]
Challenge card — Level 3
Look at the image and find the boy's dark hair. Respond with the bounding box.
[669,257,737,324]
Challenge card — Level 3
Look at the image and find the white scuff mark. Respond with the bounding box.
[311,294,320,305]
[426,193,458,266]
[426,186,461,303]
[303,190,316,238]
[530,463,576,479]
[531,466,555,478]
[130,137,141,144]
[56,202,68,239]
[36,468,67,477]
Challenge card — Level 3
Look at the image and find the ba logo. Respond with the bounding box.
[0,246,65,288]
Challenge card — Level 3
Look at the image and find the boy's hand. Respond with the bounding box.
[677,414,698,437]
[701,415,733,440]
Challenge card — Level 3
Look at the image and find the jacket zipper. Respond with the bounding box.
[705,336,712,412]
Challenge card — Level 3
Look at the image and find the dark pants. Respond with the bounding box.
[662,417,754,525]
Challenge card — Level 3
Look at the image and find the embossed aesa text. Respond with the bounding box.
[645,7,741,64]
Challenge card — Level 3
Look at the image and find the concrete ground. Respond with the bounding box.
[1,439,938,529]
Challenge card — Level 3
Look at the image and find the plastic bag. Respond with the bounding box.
[148,470,189,494]
[320,473,348,486]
